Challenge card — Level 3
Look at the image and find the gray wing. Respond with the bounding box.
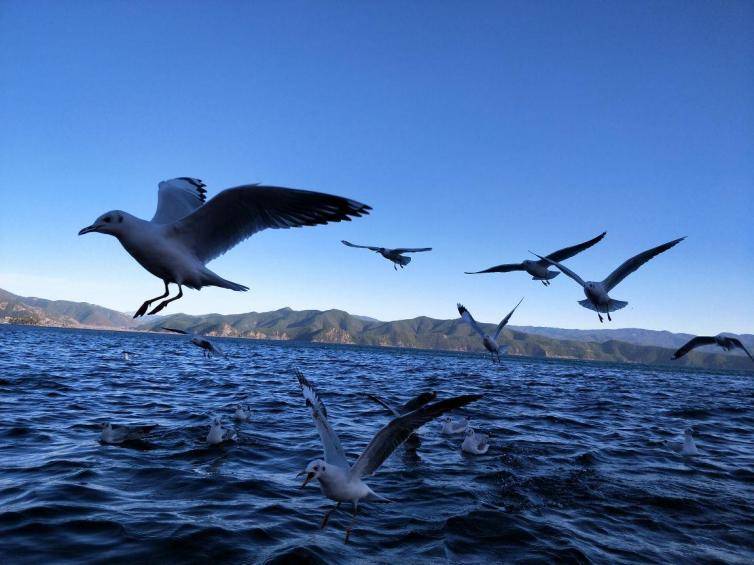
[342,240,381,251]
[151,178,207,224]
[400,391,437,414]
[544,232,606,263]
[170,185,371,264]
[672,336,716,359]
[602,237,685,292]
[366,394,400,417]
[393,247,432,254]
[728,338,754,361]
[296,370,350,469]
[350,394,482,478]
[457,303,486,339]
[494,297,524,341]
[162,327,190,335]
[533,253,587,288]
[465,263,525,275]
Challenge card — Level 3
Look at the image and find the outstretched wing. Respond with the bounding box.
[393,247,432,254]
[728,338,754,361]
[296,370,350,469]
[162,327,190,335]
[494,297,524,341]
[602,237,685,292]
[342,240,381,251]
[152,178,207,224]
[672,336,716,359]
[533,253,587,288]
[170,185,371,264]
[457,303,486,339]
[400,391,437,414]
[465,263,524,275]
[350,394,482,478]
[366,394,400,417]
[544,231,607,263]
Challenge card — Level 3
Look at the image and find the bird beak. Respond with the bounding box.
[297,471,315,488]
[78,225,97,235]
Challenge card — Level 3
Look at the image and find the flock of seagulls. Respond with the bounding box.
[82,176,749,543]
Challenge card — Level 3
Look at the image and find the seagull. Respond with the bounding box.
[99,422,155,445]
[457,298,524,362]
[122,351,134,361]
[233,404,252,422]
[465,232,606,286]
[295,370,481,543]
[440,415,469,435]
[161,327,225,358]
[341,240,432,270]
[666,428,699,456]
[78,177,371,317]
[672,335,753,362]
[461,427,490,454]
[206,418,237,445]
[533,237,685,323]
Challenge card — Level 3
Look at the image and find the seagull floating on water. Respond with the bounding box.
[296,370,481,543]
[233,404,252,422]
[122,351,134,361]
[440,415,469,435]
[457,298,524,362]
[461,427,490,454]
[206,418,237,445]
[162,327,225,358]
[465,232,606,285]
[533,237,685,323]
[666,428,699,456]
[341,240,432,270]
[672,335,753,362]
[78,177,370,317]
[100,422,155,445]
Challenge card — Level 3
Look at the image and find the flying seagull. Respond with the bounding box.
[79,177,371,317]
[341,240,432,270]
[367,391,437,445]
[295,370,481,543]
[162,327,225,358]
[457,298,524,362]
[466,232,606,285]
[532,237,685,323]
[671,335,753,362]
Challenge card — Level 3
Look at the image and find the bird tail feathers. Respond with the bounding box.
[396,255,411,266]
[578,299,628,313]
[202,269,249,292]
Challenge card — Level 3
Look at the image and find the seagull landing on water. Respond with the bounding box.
[341,240,431,270]
[457,298,524,362]
[672,335,753,362]
[532,237,685,323]
[161,327,225,358]
[78,177,371,317]
[295,370,481,543]
[465,232,606,286]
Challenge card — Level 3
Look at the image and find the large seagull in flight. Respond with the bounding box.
[79,177,370,317]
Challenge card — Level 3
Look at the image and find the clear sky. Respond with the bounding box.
[1,1,752,334]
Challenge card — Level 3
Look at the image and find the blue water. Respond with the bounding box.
[1,325,753,563]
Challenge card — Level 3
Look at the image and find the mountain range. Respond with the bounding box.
[1,286,751,371]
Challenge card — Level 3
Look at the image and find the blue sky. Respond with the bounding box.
[1,1,752,333]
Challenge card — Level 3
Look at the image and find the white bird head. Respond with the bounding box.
[465,427,476,437]
[298,459,326,488]
[78,210,133,237]
[100,422,112,431]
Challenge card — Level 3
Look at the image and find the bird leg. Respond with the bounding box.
[344,502,359,544]
[607,310,612,322]
[393,263,397,271]
[598,312,603,323]
[148,285,183,315]
[321,502,341,529]
[133,281,170,318]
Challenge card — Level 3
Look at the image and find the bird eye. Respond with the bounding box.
[103,217,111,223]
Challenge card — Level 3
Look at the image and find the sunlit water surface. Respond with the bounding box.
[1,325,753,563]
